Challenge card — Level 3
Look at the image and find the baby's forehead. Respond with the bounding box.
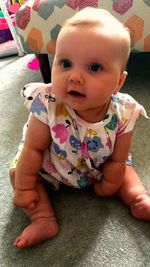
[56,23,130,67]
[58,24,125,51]
[60,22,129,42]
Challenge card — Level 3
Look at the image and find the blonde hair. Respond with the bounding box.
[63,7,131,70]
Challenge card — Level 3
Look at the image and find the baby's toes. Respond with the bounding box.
[13,236,27,249]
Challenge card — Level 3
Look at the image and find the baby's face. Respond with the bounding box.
[52,25,126,122]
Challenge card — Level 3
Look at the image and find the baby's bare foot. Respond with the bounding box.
[130,194,150,221]
[14,217,59,249]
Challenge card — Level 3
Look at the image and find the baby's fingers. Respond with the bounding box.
[26,195,40,209]
[13,190,40,209]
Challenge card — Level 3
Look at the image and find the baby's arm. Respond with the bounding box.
[94,131,133,197]
[13,114,51,209]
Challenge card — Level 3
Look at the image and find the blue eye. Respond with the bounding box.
[89,63,102,72]
[61,59,72,69]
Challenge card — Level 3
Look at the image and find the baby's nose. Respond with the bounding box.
[68,70,84,84]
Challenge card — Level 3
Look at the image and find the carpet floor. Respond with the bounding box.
[0,53,150,267]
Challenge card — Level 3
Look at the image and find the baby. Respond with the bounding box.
[9,7,150,249]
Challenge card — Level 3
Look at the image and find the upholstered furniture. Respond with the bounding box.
[16,0,150,82]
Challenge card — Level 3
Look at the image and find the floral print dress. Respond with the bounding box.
[11,83,149,190]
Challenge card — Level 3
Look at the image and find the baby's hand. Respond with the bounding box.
[94,161,125,197]
[13,188,40,209]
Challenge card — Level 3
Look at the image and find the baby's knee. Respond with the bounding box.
[9,169,16,189]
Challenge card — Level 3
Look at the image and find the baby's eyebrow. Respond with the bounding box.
[55,53,68,58]
[84,55,108,64]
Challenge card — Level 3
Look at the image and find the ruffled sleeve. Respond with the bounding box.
[111,93,150,137]
[20,82,53,125]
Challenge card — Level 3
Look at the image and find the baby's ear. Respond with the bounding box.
[115,71,128,94]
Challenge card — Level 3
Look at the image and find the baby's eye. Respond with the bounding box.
[89,63,102,72]
[60,59,72,69]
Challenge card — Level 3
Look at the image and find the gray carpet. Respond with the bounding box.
[0,53,150,267]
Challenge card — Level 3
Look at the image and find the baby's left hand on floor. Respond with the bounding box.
[13,188,40,209]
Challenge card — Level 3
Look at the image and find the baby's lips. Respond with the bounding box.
[68,90,85,97]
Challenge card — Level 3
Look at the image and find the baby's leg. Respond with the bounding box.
[118,166,150,221]
[10,169,59,249]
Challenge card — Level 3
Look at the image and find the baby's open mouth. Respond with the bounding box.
[68,91,85,97]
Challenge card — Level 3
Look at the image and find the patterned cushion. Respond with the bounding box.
[16,0,150,54]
